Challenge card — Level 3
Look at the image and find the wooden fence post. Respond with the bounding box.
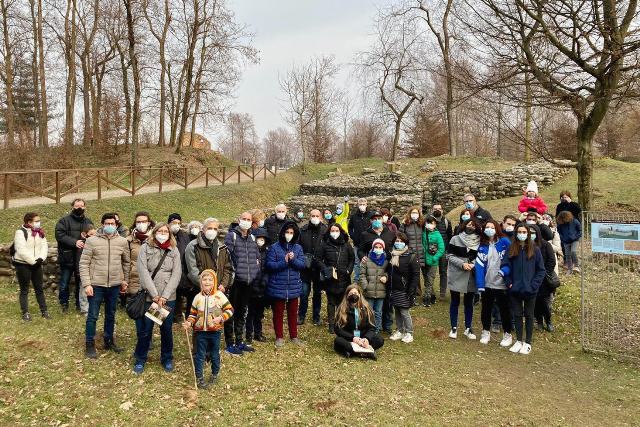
[205,167,209,187]
[237,165,241,184]
[3,174,9,210]
[184,167,188,190]
[55,171,60,204]
[131,169,136,196]
[159,167,163,193]
[252,164,255,182]
[222,167,226,185]
[97,170,102,200]
[264,164,267,180]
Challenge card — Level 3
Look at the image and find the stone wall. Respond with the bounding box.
[0,243,59,289]
[422,161,571,213]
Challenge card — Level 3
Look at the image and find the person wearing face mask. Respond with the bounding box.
[334,196,350,235]
[521,210,542,226]
[528,224,559,333]
[187,220,203,242]
[421,215,445,307]
[293,207,305,224]
[265,222,306,348]
[348,198,370,282]
[264,203,290,243]
[518,180,548,215]
[167,213,190,320]
[501,215,518,238]
[184,217,233,332]
[541,214,562,257]
[400,206,426,304]
[126,212,155,299]
[380,208,398,233]
[462,193,493,226]
[79,213,130,359]
[387,233,420,344]
[55,198,93,313]
[13,212,49,321]
[500,224,546,355]
[360,239,388,333]
[323,208,336,228]
[113,213,129,238]
[333,285,383,359]
[132,223,182,374]
[245,228,271,344]
[223,212,261,355]
[298,209,328,326]
[555,190,582,222]
[250,209,266,231]
[455,209,473,235]
[317,224,355,333]
[475,220,513,347]
[446,218,481,341]
[432,204,453,301]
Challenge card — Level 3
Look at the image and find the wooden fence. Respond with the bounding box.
[1,164,277,209]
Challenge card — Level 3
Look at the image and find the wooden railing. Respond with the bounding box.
[1,164,277,209]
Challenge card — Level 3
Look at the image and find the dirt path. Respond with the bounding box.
[6,172,269,209]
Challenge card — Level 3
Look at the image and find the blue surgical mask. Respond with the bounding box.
[297,212,304,219]
[484,228,496,238]
[336,209,343,215]
[461,214,471,221]
[517,233,528,242]
[324,213,333,220]
[530,233,537,241]
[373,248,384,255]
[372,219,383,229]
[103,225,117,235]
[465,201,474,210]
[394,242,406,250]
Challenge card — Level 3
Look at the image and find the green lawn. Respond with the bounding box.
[0,274,637,426]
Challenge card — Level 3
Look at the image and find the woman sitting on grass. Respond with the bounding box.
[333,284,384,359]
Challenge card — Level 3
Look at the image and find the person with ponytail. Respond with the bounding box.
[132,223,182,374]
[500,224,546,355]
[333,285,384,359]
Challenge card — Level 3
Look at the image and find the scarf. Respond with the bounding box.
[156,239,172,250]
[390,247,408,267]
[368,250,386,266]
[24,224,45,239]
[134,231,149,242]
[459,232,480,251]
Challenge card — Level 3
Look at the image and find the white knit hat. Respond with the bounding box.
[525,180,539,194]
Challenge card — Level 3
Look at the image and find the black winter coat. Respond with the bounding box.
[348,210,370,245]
[55,213,94,267]
[387,250,420,309]
[538,240,557,297]
[334,306,377,342]
[358,226,396,259]
[472,206,493,225]
[264,214,291,244]
[317,230,355,295]
[174,230,191,290]
[299,222,328,282]
[252,245,270,298]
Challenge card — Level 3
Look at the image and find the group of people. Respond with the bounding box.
[11,182,583,388]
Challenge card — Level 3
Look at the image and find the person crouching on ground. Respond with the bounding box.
[333,284,384,359]
[183,269,233,389]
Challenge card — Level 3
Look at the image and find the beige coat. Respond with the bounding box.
[79,231,131,288]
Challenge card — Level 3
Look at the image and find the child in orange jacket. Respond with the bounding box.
[183,269,233,389]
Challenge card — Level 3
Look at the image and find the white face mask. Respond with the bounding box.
[155,233,169,243]
[256,238,265,248]
[170,224,181,234]
[526,220,537,225]
[382,215,389,223]
[310,217,320,226]
[276,212,286,220]
[330,231,340,240]
[426,223,435,231]
[205,230,218,240]
[190,228,200,236]
[358,205,367,212]
[284,233,294,243]
[541,220,550,226]
[411,213,419,221]
[504,225,515,233]
[239,219,252,231]
[33,222,41,230]
[136,222,149,233]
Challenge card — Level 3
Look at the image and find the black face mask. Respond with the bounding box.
[433,211,442,218]
[347,294,359,304]
[72,207,85,217]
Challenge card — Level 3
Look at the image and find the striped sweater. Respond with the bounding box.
[187,290,233,332]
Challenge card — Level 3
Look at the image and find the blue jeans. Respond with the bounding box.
[367,297,384,333]
[59,265,80,308]
[195,330,221,378]
[353,247,361,282]
[298,279,321,323]
[134,300,176,364]
[85,285,120,343]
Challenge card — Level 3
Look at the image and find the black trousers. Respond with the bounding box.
[224,281,251,346]
[481,288,512,333]
[510,294,536,344]
[245,296,266,340]
[334,334,384,356]
[16,263,47,314]
[535,292,554,324]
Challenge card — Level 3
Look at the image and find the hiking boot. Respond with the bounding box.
[208,375,218,385]
[430,295,437,305]
[546,322,555,333]
[41,311,51,319]
[22,312,32,322]
[196,377,209,389]
[255,334,268,343]
[85,341,98,359]
[104,340,123,353]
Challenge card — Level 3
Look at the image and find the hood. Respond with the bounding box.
[278,220,300,245]
[252,227,271,244]
[324,224,348,244]
[199,269,219,293]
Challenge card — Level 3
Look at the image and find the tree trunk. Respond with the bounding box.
[524,71,532,161]
[576,129,593,212]
[124,0,141,165]
[392,119,401,161]
[299,113,307,173]
[81,58,92,145]
[37,0,48,147]
[444,60,455,157]
[64,0,77,147]
[29,0,41,147]
[116,44,131,147]
[1,0,15,147]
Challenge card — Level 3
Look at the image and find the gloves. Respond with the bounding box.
[344,195,350,202]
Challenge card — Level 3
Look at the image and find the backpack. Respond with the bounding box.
[9,228,29,262]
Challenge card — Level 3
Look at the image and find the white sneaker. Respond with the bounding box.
[479,330,490,345]
[463,328,476,340]
[448,328,457,339]
[401,333,414,343]
[500,333,513,347]
[519,343,532,355]
[509,341,523,353]
[389,331,404,341]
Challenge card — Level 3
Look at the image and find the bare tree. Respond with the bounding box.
[0,0,16,147]
[262,127,296,168]
[123,0,140,164]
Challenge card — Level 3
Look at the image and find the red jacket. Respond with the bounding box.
[518,196,548,214]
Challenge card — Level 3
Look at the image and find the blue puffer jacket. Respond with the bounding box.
[500,245,546,297]
[557,219,582,244]
[265,221,306,300]
[225,226,260,283]
[475,237,511,291]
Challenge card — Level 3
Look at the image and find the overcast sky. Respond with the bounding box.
[228,0,388,140]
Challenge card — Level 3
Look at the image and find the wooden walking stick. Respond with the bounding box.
[182,313,198,392]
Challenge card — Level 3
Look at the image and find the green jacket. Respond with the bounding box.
[421,229,445,266]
